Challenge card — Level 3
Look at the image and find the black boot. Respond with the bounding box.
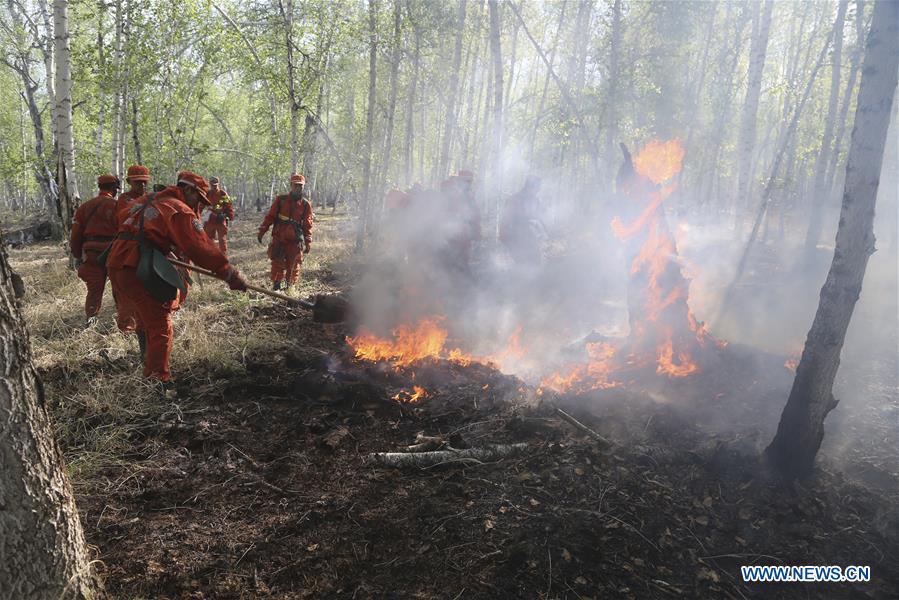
[273,280,283,291]
[136,331,147,360]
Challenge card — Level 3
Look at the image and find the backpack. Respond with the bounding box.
[98,193,187,302]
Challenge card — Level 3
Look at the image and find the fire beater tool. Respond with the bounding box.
[167,257,348,323]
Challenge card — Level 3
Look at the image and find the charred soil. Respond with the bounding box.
[12,217,898,599]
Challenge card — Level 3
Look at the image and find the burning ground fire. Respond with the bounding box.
[392,386,430,404]
[347,139,725,399]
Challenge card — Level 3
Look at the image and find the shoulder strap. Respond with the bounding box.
[136,193,158,244]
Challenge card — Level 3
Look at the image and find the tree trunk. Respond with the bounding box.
[438,0,467,179]
[281,0,299,173]
[54,0,78,236]
[825,0,867,203]
[403,10,421,185]
[765,0,898,478]
[356,0,378,250]
[715,22,834,326]
[529,2,568,163]
[110,0,125,178]
[604,0,622,165]
[804,0,849,253]
[131,97,142,165]
[211,1,278,138]
[0,238,99,598]
[378,0,403,198]
[734,0,774,222]
[487,0,503,238]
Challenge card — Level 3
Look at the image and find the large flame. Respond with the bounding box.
[345,140,720,396]
[633,138,685,184]
[346,316,477,368]
[615,138,704,378]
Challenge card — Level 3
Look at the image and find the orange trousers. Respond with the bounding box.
[268,242,303,284]
[204,221,229,254]
[109,267,178,381]
[77,257,108,318]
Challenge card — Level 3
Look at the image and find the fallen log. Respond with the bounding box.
[366,443,528,468]
[2,219,55,247]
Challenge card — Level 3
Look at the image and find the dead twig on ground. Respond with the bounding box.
[554,408,610,447]
[366,443,528,468]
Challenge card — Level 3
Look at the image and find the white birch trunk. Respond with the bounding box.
[766,0,899,477]
[53,0,78,235]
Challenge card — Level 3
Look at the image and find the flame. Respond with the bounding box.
[633,139,685,184]
[613,138,715,378]
[656,337,698,378]
[347,317,449,367]
[347,316,478,368]
[392,386,430,404]
[539,342,620,393]
[784,347,802,372]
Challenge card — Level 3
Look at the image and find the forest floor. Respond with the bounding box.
[9,213,899,600]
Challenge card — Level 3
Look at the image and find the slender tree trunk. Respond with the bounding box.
[510,1,600,164]
[378,0,403,196]
[604,0,621,165]
[54,0,78,236]
[131,97,142,165]
[438,0,467,178]
[487,0,503,239]
[403,20,421,185]
[766,0,898,477]
[211,1,277,138]
[735,0,774,225]
[504,17,519,111]
[825,0,867,203]
[0,234,100,596]
[110,0,125,178]
[281,0,299,173]
[716,23,834,326]
[530,2,568,163]
[804,0,849,253]
[356,0,378,250]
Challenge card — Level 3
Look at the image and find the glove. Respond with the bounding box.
[304,242,311,254]
[223,267,248,291]
[257,233,264,244]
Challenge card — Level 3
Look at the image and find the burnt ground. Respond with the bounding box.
[12,216,897,599]
[66,309,898,600]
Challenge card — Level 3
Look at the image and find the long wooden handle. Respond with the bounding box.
[168,257,314,309]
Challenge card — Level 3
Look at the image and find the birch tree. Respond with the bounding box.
[53,0,77,235]
[734,0,773,222]
[766,0,899,477]
[0,237,99,598]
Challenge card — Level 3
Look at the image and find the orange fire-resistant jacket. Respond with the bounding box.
[259,194,313,246]
[70,191,119,259]
[105,186,231,277]
[205,188,234,224]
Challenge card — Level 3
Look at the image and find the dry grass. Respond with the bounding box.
[8,211,353,479]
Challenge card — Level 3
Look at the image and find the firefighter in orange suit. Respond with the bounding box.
[447,169,481,270]
[106,171,248,391]
[257,174,313,291]
[203,176,234,254]
[69,174,121,325]
[116,165,150,214]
